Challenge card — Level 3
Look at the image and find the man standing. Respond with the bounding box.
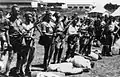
[65,16,79,60]
[52,12,65,63]
[21,12,35,77]
[0,10,11,74]
[8,4,24,76]
[0,10,10,57]
[41,11,55,71]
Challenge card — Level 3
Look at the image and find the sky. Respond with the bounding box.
[42,0,120,5]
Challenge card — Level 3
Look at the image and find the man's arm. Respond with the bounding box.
[5,19,12,46]
[114,23,120,34]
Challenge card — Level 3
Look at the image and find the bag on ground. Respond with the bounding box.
[88,51,99,61]
[36,72,60,77]
[111,46,120,55]
[67,56,91,69]
[56,63,73,73]
[47,64,60,71]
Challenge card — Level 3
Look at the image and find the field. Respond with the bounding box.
[31,31,120,77]
[7,31,120,77]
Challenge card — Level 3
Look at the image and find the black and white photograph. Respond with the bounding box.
[0,0,120,77]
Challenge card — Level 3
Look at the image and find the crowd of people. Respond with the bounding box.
[0,4,120,77]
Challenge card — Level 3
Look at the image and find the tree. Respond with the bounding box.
[104,3,119,11]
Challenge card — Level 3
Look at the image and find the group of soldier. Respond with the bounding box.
[0,4,120,77]
[0,4,36,77]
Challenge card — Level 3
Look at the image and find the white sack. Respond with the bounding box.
[111,38,120,55]
[111,46,120,55]
[36,72,60,77]
[67,56,91,69]
[57,63,73,73]
[114,38,120,48]
[47,64,60,71]
[70,67,83,74]
[89,52,99,60]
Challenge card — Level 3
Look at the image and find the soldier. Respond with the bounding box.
[0,10,10,59]
[61,15,68,28]
[0,10,12,74]
[32,8,38,23]
[21,11,35,76]
[65,16,79,60]
[94,15,102,41]
[52,12,65,63]
[102,17,113,56]
[110,17,119,45]
[79,18,93,56]
[8,4,24,76]
[40,11,56,71]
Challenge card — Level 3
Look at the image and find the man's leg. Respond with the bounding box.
[43,44,50,71]
[25,46,35,76]
[65,44,71,60]
[53,45,58,64]
[57,42,63,63]
[5,49,14,74]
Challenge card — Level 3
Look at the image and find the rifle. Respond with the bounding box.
[34,13,56,36]
[33,14,46,36]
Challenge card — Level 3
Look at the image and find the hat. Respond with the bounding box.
[11,4,18,10]
[12,4,18,7]
[24,11,33,18]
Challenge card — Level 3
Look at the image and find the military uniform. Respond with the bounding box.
[65,23,79,59]
[41,20,55,70]
[0,17,10,51]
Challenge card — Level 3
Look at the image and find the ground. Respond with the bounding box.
[32,40,120,77]
[2,31,120,77]
[32,31,120,77]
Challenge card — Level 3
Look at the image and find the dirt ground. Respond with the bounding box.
[5,31,120,77]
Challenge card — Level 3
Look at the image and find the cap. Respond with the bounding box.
[11,4,19,11]
[11,4,18,9]
[24,11,33,18]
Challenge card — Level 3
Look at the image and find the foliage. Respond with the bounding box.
[104,3,119,11]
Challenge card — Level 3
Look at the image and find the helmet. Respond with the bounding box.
[11,4,19,11]
[24,11,33,18]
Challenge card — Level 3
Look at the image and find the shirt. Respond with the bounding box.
[9,18,23,35]
[22,22,34,37]
[68,25,78,35]
[41,21,55,35]
[101,21,106,26]
[109,21,119,32]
